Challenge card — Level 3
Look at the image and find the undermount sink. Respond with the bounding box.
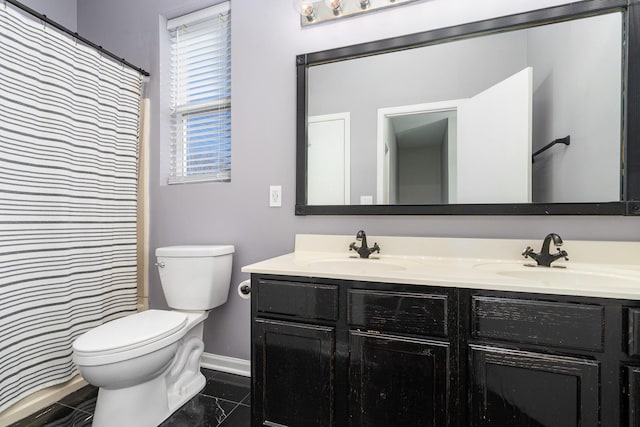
[474,262,640,287]
[306,258,407,274]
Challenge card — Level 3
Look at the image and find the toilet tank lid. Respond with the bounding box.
[156,245,235,257]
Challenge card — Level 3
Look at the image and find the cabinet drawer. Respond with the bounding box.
[628,308,640,357]
[472,296,604,351]
[348,289,448,337]
[257,279,338,321]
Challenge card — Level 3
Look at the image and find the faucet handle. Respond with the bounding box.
[557,248,569,261]
[349,242,357,251]
[522,246,534,258]
[371,242,380,254]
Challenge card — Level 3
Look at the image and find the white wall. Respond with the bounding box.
[384,119,398,204]
[75,0,640,362]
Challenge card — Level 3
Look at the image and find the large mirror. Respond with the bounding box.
[296,0,640,215]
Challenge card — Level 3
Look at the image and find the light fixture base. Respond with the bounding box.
[298,0,421,27]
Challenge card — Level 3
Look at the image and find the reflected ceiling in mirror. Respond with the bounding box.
[296,0,640,216]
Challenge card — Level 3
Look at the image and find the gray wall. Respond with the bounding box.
[20,0,77,31]
[528,13,622,202]
[74,0,640,362]
[397,145,442,204]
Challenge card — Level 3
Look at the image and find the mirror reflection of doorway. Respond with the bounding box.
[377,67,533,205]
[377,100,462,205]
[385,111,456,204]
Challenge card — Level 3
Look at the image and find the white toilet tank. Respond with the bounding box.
[155,245,234,311]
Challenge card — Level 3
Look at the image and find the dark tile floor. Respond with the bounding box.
[9,370,251,427]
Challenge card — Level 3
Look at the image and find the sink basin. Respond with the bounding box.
[306,258,407,274]
[475,262,640,287]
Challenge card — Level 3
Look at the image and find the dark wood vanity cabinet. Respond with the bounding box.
[252,279,339,426]
[625,366,640,427]
[251,276,457,426]
[251,274,640,426]
[468,345,600,427]
[467,294,604,427]
[347,289,454,427]
[349,331,450,426]
[624,308,640,427]
[253,319,335,426]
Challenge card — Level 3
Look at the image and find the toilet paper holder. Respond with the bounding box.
[238,279,251,299]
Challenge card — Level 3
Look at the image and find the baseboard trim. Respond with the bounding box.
[0,375,87,425]
[200,352,251,378]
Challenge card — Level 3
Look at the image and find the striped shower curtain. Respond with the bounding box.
[0,4,141,412]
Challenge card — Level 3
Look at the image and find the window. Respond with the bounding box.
[167,2,231,184]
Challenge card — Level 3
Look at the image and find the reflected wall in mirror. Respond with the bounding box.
[306,11,622,206]
[296,0,640,215]
[375,67,533,205]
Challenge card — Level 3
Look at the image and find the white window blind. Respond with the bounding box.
[167,2,231,184]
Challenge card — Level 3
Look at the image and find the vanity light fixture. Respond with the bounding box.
[294,0,317,22]
[325,0,344,16]
[295,0,420,26]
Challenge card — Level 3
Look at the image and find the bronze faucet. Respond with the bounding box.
[349,230,380,259]
[522,233,569,267]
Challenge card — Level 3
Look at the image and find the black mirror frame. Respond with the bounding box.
[296,0,640,216]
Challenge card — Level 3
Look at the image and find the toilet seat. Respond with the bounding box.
[73,310,189,366]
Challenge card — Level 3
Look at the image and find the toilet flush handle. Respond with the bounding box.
[155,262,165,268]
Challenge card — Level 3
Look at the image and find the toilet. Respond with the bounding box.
[72,245,234,427]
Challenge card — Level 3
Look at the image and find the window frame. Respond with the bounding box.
[167,1,231,184]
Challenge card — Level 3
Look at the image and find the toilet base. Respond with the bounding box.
[75,311,209,427]
[167,336,207,412]
[168,370,206,415]
[91,370,206,427]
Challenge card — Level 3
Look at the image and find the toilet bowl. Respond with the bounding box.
[72,245,234,427]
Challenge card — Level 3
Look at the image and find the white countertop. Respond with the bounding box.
[242,234,640,300]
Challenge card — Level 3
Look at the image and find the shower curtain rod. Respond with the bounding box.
[4,0,150,77]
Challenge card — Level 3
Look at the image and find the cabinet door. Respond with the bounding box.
[349,330,450,427]
[253,319,335,427]
[626,366,640,427]
[469,345,599,427]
